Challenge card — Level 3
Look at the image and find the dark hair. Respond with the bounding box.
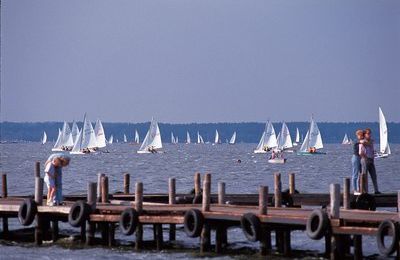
[365,128,372,134]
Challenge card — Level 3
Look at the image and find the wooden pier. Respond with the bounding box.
[0,165,399,259]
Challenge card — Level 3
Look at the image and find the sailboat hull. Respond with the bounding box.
[297,151,327,156]
[137,150,164,154]
[268,158,286,164]
[375,153,389,159]
[51,148,64,152]
[254,150,268,154]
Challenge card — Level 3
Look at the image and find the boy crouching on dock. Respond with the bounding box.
[44,157,61,206]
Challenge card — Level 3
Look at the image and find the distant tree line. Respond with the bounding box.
[1,121,399,143]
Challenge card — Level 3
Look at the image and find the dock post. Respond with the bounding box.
[123,173,130,194]
[2,174,8,236]
[289,173,295,195]
[97,173,105,202]
[274,173,284,253]
[215,181,227,253]
[108,223,115,246]
[35,161,40,178]
[201,173,211,253]
[343,178,350,210]
[101,176,109,203]
[34,177,44,245]
[168,178,176,241]
[155,223,163,251]
[194,172,201,203]
[330,183,343,260]
[86,182,97,245]
[353,235,363,260]
[135,182,143,251]
[259,186,271,255]
[218,182,226,205]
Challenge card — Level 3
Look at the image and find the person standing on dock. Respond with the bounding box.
[359,128,380,194]
[45,153,71,205]
[351,130,364,195]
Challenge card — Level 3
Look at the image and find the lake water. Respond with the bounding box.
[0,143,399,259]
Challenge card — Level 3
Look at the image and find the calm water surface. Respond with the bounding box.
[0,143,399,259]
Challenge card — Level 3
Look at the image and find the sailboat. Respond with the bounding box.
[229,132,236,145]
[197,132,205,144]
[41,131,47,145]
[186,131,191,144]
[171,132,176,144]
[293,128,300,146]
[70,114,98,154]
[94,119,107,148]
[137,118,163,154]
[254,121,278,154]
[134,130,140,144]
[123,134,128,143]
[376,107,391,158]
[298,117,325,155]
[277,122,294,152]
[71,121,80,143]
[52,122,74,151]
[214,130,221,144]
[108,135,114,144]
[52,129,62,150]
[342,134,352,145]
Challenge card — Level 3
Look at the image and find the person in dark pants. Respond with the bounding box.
[351,130,364,195]
[359,128,380,194]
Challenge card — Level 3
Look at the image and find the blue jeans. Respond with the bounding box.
[351,155,361,191]
[54,168,63,203]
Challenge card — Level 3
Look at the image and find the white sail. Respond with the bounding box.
[71,129,83,154]
[52,129,63,150]
[123,134,128,143]
[134,130,140,144]
[342,134,350,144]
[295,128,300,143]
[186,131,191,144]
[94,119,107,148]
[299,117,323,152]
[108,135,114,144]
[229,132,236,144]
[197,132,204,144]
[60,121,74,148]
[42,131,47,144]
[171,132,175,144]
[214,130,220,144]
[278,122,293,150]
[138,118,162,153]
[71,121,79,143]
[81,115,98,149]
[175,136,179,144]
[379,107,391,155]
[254,121,278,153]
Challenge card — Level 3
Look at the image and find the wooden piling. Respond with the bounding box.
[194,172,201,196]
[202,173,211,212]
[218,182,226,205]
[108,223,115,246]
[52,220,59,242]
[274,173,282,207]
[330,183,343,259]
[34,177,44,245]
[289,173,295,195]
[259,186,271,255]
[97,173,105,202]
[259,186,268,215]
[201,173,211,253]
[343,178,350,210]
[283,230,291,256]
[200,222,211,253]
[353,235,363,260]
[123,173,130,194]
[155,224,163,251]
[2,174,8,236]
[135,182,143,250]
[101,176,109,203]
[168,178,176,241]
[35,161,40,178]
[86,182,97,245]
[215,225,224,253]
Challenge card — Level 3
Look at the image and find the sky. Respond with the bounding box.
[1,0,399,123]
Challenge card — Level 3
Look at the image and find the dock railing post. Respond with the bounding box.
[35,161,40,178]
[200,173,211,253]
[168,178,176,241]
[34,177,44,245]
[274,173,284,253]
[215,181,226,253]
[101,176,109,203]
[2,174,8,236]
[194,172,201,203]
[85,182,97,245]
[135,182,143,251]
[97,173,105,202]
[289,173,295,195]
[218,182,225,205]
[123,173,130,194]
[259,186,271,255]
[330,183,343,259]
[343,178,350,210]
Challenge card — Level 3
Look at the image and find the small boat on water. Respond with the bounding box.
[277,122,294,152]
[214,130,221,144]
[254,121,278,154]
[108,135,114,144]
[197,132,204,144]
[137,118,163,154]
[186,131,191,144]
[41,131,47,145]
[375,107,391,158]
[94,119,107,149]
[171,132,176,144]
[229,132,236,145]
[268,157,287,164]
[293,128,300,146]
[342,134,352,145]
[298,117,326,155]
[52,121,74,151]
[70,114,98,155]
[123,134,128,143]
[134,130,140,144]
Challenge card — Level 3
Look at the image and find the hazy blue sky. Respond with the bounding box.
[1,0,399,123]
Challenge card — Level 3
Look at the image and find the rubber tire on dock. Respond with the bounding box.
[119,208,139,235]
[376,220,398,256]
[240,213,261,242]
[355,193,376,211]
[18,198,37,226]
[306,209,329,240]
[184,209,204,238]
[68,201,91,227]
